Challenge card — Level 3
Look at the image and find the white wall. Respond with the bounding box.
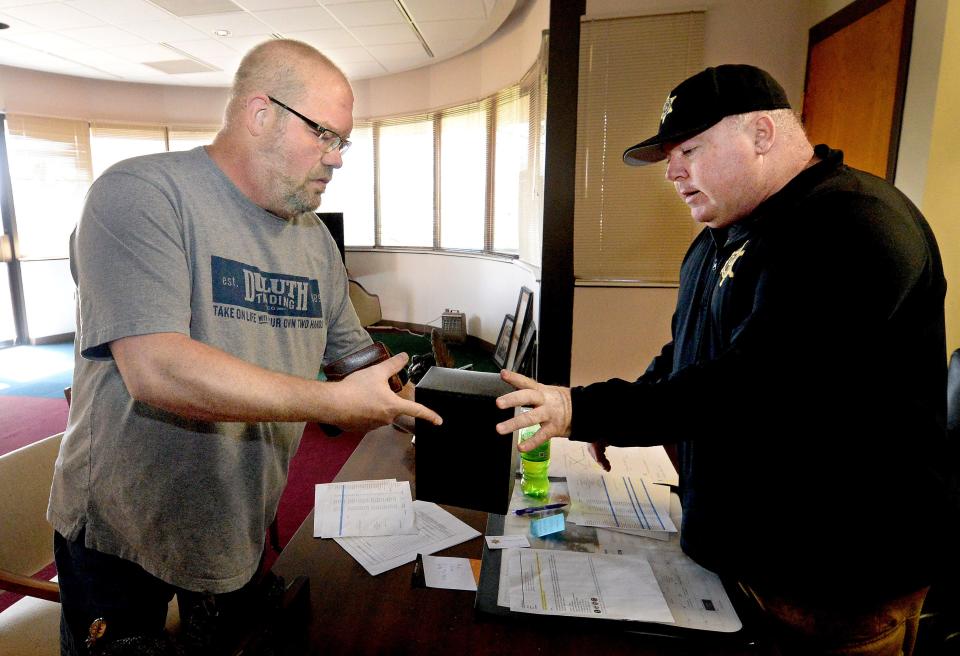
[347,251,538,347]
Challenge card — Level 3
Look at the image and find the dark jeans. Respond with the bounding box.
[55,530,274,656]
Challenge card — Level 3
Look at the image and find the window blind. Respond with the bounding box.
[439,99,490,250]
[378,115,435,248]
[168,127,219,151]
[575,13,705,284]
[90,122,167,179]
[4,114,94,259]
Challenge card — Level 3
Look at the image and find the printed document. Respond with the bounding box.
[566,472,677,534]
[314,479,416,538]
[506,548,674,623]
[335,500,480,575]
[549,438,679,485]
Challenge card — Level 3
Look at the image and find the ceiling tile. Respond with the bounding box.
[0,0,56,8]
[324,1,401,27]
[3,28,89,55]
[105,41,182,62]
[60,24,149,47]
[349,23,415,46]
[404,0,485,22]
[236,0,316,9]
[0,7,45,31]
[215,33,274,53]
[253,6,337,32]
[183,11,271,37]
[2,1,104,30]
[122,17,208,41]
[165,37,236,60]
[286,27,358,50]
[148,0,243,17]
[323,44,375,64]
[66,0,170,24]
[144,58,219,74]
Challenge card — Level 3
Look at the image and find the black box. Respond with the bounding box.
[415,367,517,514]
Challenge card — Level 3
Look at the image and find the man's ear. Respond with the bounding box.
[244,95,272,137]
[753,114,775,155]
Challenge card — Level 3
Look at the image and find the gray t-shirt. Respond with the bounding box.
[48,147,371,593]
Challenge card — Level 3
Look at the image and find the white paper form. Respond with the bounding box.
[595,494,742,633]
[549,438,679,485]
[506,548,674,623]
[422,555,478,591]
[566,472,677,534]
[335,500,480,575]
[314,479,416,538]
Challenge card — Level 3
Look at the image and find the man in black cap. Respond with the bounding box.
[495,64,956,655]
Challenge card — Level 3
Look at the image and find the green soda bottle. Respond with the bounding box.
[519,423,550,499]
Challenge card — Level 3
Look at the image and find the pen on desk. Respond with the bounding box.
[513,503,567,516]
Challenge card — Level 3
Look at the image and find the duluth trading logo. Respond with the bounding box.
[211,256,324,329]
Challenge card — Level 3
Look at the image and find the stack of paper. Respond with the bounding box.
[314,479,417,538]
[335,500,481,576]
[566,472,677,537]
[505,548,674,623]
[548,438,679,485]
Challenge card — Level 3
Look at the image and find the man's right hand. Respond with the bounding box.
[329,353,442,433]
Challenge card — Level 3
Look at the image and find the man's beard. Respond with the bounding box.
[277,171,323,217]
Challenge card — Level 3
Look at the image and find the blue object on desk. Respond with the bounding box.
[513,502,567,516]
[530,513,565,537]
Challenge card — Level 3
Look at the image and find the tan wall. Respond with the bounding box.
[571,287,677,387]
[0,64,228,125]
[922,0,960,351]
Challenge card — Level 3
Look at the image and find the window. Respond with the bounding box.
[575,13,705,284]
[91,123,167,179]
[378,117,434,248]
[4,115,93,260]
[439,101,488,250]
[335,35,549,265]
[168,128,219,152]
[319,123,374,247]
[492,87,528,254]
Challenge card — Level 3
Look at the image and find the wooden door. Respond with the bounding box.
[803,0,915,181]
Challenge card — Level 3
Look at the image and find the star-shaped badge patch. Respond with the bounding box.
[661,95,676,125]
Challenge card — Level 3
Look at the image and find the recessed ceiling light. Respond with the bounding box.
[213,29,231,37]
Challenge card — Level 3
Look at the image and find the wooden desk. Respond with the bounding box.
[271,426,759,656]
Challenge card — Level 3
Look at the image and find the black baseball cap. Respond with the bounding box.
[622,64,791,166]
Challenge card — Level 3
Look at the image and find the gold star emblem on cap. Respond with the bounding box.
[719,240,748,287]
[660,95,676,125]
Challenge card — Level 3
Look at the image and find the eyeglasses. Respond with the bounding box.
[267,95,351,154]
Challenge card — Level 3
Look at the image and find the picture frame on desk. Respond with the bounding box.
[493,314,514,369]
[505,287,533,371]
[513,322,536,374]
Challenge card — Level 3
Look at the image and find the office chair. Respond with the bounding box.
[0,434,63,656]
[348,279,383,328]
[916,348,960,654]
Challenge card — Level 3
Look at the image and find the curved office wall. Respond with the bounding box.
[0,0,548,343]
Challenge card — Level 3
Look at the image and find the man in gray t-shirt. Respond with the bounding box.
[49,39,441,655]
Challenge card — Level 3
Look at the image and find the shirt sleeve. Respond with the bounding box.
[75,170,192,360]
